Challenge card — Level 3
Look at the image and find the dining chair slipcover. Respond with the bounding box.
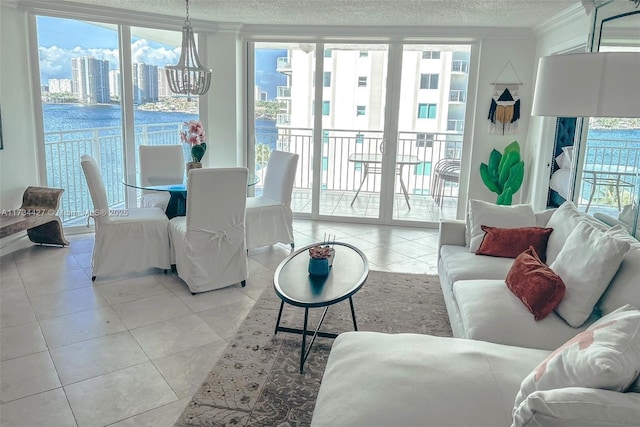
[169,167,249,293]
[139,145,185,211]
[246,151,299,249]
[80,155,171,280]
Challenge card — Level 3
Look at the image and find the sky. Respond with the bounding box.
[37,16,287,99]
[37,16,180,81]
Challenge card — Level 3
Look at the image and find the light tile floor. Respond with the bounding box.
[0,219,440,427]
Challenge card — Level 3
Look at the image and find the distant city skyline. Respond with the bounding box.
[37,16,287,102]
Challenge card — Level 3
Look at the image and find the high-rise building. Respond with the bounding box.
[109,70,121,99]
[133,63,158,104]
[158,68,171,97]
[71,56,110,104]
[48,78,73,93]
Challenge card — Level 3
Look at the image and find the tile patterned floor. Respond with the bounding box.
[0,219,439,427]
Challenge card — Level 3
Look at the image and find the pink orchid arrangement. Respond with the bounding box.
[180,120,207,163]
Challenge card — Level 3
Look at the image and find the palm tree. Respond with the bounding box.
[255,143,271,181]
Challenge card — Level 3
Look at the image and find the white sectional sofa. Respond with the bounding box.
[312,201,640,427]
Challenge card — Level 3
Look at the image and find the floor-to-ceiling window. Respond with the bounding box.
[36,17,197,226]
[248,40,470,226]
[37,17,123,224]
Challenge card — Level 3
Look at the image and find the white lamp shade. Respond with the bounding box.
[531,52,640,118]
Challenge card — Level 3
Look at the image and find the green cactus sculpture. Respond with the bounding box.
[479,140,525,205]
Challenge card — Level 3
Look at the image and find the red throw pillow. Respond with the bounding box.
[505,246,566,321]
[476,225,553,261]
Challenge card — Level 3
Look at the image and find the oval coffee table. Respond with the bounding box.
[273,242,369,373]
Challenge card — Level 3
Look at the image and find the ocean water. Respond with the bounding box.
[43,103,198,132]
[43,103,278,151]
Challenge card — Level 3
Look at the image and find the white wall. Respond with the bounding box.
[0,4,40,208]
[202,29,245,168]
[463,34,537,212]
[525,6,591,210]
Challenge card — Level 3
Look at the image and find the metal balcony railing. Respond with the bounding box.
[449,90,467,103]
[451,60,469,73]
[277,86,292,98]
[44,122,189,223]
[44,122,638,224]
[447,120,465,132]
[276,57,292,72]
[276,113,291,125]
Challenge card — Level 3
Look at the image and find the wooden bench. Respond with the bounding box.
[0,186,69,247]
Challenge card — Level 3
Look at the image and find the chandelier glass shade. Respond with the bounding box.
[165,0,212,98]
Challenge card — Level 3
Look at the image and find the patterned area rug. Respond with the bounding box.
[175,271,452,427]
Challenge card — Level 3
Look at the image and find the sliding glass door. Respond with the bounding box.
[248,40,471,225]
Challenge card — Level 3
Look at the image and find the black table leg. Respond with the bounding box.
[349,296,358,331]
[300,307,309,373]
[275,301,285,335]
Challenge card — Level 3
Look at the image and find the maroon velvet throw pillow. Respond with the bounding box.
[476,225,553,261]
[505,246,566,321]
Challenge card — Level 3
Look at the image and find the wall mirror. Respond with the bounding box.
[574,2,640,237]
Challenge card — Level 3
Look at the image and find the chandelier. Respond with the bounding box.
[166,0,212,98]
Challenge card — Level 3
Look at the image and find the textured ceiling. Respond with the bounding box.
[45,0,583,28]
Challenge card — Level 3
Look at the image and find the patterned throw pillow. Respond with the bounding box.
[512,305,640,419]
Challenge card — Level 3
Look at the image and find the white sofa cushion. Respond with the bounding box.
[311,332,549,427]
[452,279,586,351]
[513,305,640,415]
[512,387,640,427]
[545,201,607,265]
[551,221,630,327]
[466,199,536,253]
[599,246,640,316]
[440,245,515,284]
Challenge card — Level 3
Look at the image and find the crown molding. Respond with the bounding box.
[12,0,226,32]
[533,2,589,36]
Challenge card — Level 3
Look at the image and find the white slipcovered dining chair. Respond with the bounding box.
[139,144,185,211]
[246,150,299,250]
[80,155,171,281]
[169,167,249,294]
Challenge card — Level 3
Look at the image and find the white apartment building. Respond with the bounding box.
[47,78,73,93]
[274,45,469,198]
[108,69,120,99]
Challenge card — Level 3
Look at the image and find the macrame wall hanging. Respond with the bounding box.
[488,60,523,135]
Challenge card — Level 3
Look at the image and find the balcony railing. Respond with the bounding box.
[451,60,469,73]
[277,86,292,99]
[45,122,638,224]
[276,57,292,73]
[44,122,188,223]
[449,90,467,103]
[276,113,291,125]
[447,120,464,132]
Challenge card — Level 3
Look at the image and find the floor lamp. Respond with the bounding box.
[531,52,640,235]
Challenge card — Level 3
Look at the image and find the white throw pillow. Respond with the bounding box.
[561,146,574,169]
[550,220,630,327]
[545,201,608,266]
[512,305,640,420]
[466,199,536,253]
[512,387,640,427]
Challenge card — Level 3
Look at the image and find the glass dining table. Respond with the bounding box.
[124,173,259,219]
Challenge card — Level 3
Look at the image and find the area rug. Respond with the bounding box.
[175,271,452,427]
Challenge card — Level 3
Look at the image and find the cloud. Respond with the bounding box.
[132,39,180,67]
[39,43,181,82]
